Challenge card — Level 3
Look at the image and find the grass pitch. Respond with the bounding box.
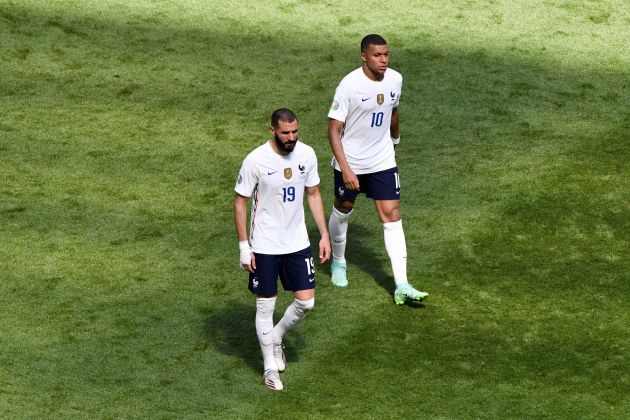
[1,0,629,418]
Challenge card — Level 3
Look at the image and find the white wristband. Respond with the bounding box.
[392,136,400,145]
[239,240,250,251]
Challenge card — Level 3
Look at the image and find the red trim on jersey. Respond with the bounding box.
[249,184,259,243]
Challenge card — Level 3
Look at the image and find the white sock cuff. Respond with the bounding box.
[332,206,352,221]
[256,297,277,314]
[294,297,315,312]
[383,220,403,230]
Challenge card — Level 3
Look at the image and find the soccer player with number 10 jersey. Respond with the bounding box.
[327,34,428,305]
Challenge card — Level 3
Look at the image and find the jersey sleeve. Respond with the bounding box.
[234,155,258,197]
[327,79,351,123]
[305,150,320,188]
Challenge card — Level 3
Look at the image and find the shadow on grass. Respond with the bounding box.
[347,229,395,295]
[202,301,306,373]
[343,225,429,308]
[308,206,432,302]
[309,219,394,297]
[3,2,627,260]
[202,303,260,372]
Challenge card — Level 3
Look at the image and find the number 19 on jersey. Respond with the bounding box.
[282,186,295,202]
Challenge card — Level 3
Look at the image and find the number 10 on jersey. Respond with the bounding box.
[370,112,384,127]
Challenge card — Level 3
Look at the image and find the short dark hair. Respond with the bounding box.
[271,108,298,128]
[361,34,387,52]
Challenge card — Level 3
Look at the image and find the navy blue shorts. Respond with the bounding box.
[334,167,401,201]
[248,246,316,296]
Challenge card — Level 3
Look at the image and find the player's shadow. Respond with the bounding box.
[310,219,397,297]
[202,303,261,372]
[349,235,427,308]
[346,234,394,295]
[202,302,304,372]
[315,213,427,307]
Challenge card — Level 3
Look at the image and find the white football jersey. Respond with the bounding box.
[328,67,402,174]
[235,141,320,254]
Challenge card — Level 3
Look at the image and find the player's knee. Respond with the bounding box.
[334,200,354,214]
[294,297,314,313]
[380,208,401,223]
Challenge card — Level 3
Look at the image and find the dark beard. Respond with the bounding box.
[274,134,297,154]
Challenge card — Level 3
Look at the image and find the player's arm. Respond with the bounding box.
[390,106,400,145]
[233,193,256,272]
[305,185,331,264]
[328,118,359,190]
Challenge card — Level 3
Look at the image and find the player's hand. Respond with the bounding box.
[240,253,256,273]
[248,254,257,273]
[239,241,256,273]
[319,235,331,264]
[342,169,360,191]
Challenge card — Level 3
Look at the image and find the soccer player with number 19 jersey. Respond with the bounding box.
[234,109,330,391]
[327,34,428,305]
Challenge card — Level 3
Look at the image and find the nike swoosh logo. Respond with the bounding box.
[263,330,272,335]
[309,278,314,283]
[267,171,277,175]
[361,98,369,102]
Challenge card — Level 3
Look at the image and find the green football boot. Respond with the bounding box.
[331,262,348,287]
[394,283,428,305]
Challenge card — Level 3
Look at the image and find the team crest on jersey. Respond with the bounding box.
[299,164,305,174]
[284,168,292,179]
[377,94,384,105]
